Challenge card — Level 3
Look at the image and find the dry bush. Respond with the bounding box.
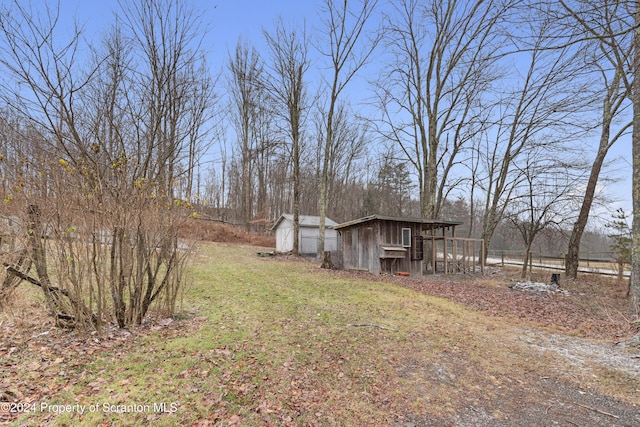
[0,155,192,332]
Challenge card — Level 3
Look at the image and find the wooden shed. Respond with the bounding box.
[272,214,339,256]
[334,214,483,276]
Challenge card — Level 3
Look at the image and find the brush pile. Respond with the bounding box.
[509,281,569,294]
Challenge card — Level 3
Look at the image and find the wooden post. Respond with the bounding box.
[431,233,436,274]
[470,241,475,273]
[443,237,448,274]
[464,240,468,273]
[453,238,458,273]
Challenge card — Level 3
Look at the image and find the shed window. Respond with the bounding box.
[401,228,411,247]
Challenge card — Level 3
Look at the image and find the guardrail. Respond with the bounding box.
[486,250,630,277]
[487,250,617,264]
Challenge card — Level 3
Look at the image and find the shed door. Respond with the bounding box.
[351,229,358,269]
[361,226,374,271]
[277,225,293,252]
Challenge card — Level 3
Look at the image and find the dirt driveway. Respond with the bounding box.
[380,269,640,426]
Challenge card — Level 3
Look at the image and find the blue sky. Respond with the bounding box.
[33,1,636,218]
[61,0,318,60]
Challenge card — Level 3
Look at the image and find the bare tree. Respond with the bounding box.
[263,19,311,256]
[182,62,217,202]
[478,7,594,263]
[228,40,266,231]
[118,0,213,200]
[0,0,202,329]
[376,0,512,220]
[95,0,205,326]
[632,0,640,320]
[316,0,380,256]
[555,0,634,279]
[314,102,370,221]
[0,1,103,326]
[507,151,584,279]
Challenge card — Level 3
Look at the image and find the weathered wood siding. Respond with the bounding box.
[340,219,424,276]
[379,219,423,275]
[341,222,381,272]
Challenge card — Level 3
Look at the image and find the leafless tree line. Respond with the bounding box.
[219,0,632,278]
[0,0,638,328]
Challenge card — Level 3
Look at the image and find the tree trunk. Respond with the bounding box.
[27,205,94,327]
[28,205,64,316]
[292,133,300,256]
[565,146,608,279]
[521,241,533,280]
[317,163,328,256]
[566,60,622,279]
[110,227,127,328]
[481,211,500,264]
[632,2,640,319]
[242,152,252,233]
[318,101,335,257]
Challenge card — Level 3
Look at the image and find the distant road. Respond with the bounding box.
[485,257,630,278]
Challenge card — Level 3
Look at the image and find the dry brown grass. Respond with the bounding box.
[178,218,275,247]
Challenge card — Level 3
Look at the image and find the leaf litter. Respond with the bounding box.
[2,245,639,426]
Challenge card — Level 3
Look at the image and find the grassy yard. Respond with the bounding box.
[2,242,639,426]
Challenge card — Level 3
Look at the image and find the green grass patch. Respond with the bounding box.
[7,242,638,426]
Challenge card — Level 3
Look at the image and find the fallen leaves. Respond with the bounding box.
[378,272,633,340]
[0,312,209,425]
[2,243,637,426]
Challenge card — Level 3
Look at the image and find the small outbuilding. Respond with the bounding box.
[334,214,483,276]
[272,214,339,256]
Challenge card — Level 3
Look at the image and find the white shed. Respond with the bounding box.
[272,214,339,255]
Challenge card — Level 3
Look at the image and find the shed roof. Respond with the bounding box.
[334,214,462,230]
[272,214,339,231]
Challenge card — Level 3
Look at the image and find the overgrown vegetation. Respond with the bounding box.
[0,0,209,330]
[0,196,191,331]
